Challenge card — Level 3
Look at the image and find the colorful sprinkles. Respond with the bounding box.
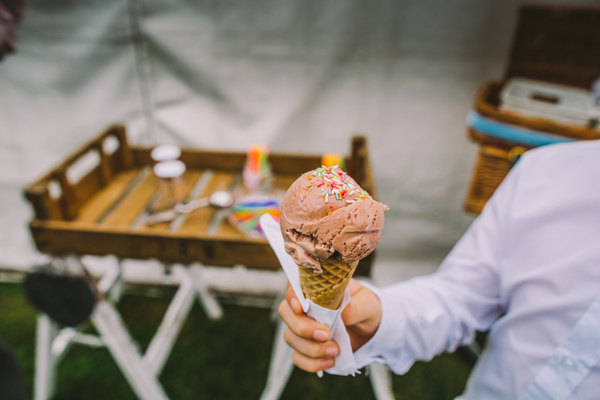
[309,165,375,210]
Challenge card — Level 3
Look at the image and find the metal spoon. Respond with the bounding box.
[144,190,234,225]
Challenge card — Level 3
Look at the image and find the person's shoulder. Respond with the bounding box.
[523,139,600,161]
[503,140,600,205]
[518,139,600,175]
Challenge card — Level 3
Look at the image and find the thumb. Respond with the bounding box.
[341,296,361,327]
[340,285,382,352]
[340,282,381,336]
[341,279,368,327]
[341,278,365,326]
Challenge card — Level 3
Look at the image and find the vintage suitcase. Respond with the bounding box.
[464,5,600,215]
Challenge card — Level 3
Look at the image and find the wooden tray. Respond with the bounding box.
[24,125,378,277]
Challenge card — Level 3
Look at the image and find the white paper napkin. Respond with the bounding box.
[260,214,359,376]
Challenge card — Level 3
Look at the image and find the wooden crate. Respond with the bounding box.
[24,125,379,277]
[465,5,600,215]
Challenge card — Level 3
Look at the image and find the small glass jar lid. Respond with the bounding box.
[151,144,182,162]
[153,160,186,179]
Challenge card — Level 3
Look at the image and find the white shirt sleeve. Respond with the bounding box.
[354,155,526,374]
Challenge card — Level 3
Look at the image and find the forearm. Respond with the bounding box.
[352,155,525,373]
[355,277,473,373]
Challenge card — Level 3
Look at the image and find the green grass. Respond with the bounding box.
[0,282,472,399]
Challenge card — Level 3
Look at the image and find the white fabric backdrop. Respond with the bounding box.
[1,0,597,283]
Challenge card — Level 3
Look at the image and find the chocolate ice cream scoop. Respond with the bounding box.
[280,166,388,274]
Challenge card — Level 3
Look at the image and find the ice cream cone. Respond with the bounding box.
[298,259,359,310]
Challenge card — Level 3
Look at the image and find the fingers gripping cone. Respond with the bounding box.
[298,259,359,310]
[261,213,361,375]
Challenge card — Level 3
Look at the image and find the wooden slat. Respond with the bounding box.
[113,125,134,170]
[105,149,127,182]
[100,171,159,227]
[24,184,64,221]
[55,171,77,220]
[23,125,133,221]
[69,163,104,214]
[65,148,132,219]
[141,170,203,233]
[76,169,141,223]
[348,136,368,192]
[177,172,237,235]
[355,253,374,277]
[29,217,370,274]
[29,219,281,270]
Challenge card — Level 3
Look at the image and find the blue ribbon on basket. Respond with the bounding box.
[466,111,575,147]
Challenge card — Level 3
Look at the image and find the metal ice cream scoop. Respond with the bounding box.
[144,190,234,226]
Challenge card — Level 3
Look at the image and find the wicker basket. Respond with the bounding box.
[465,5,600,215]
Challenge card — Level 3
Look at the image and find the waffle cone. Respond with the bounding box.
[298,259,359,310]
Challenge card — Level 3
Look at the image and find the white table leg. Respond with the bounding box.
[109,259,124,303]
[92,301,170,400]
[259,317,295,400]
[369,363,396,400]
[190,264,224,320]
[32,258,212,400]
[143,265,197,377]
[34,314,59,400]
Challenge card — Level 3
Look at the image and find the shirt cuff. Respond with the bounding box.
[352,280,415,374]
[352,280,393,368]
